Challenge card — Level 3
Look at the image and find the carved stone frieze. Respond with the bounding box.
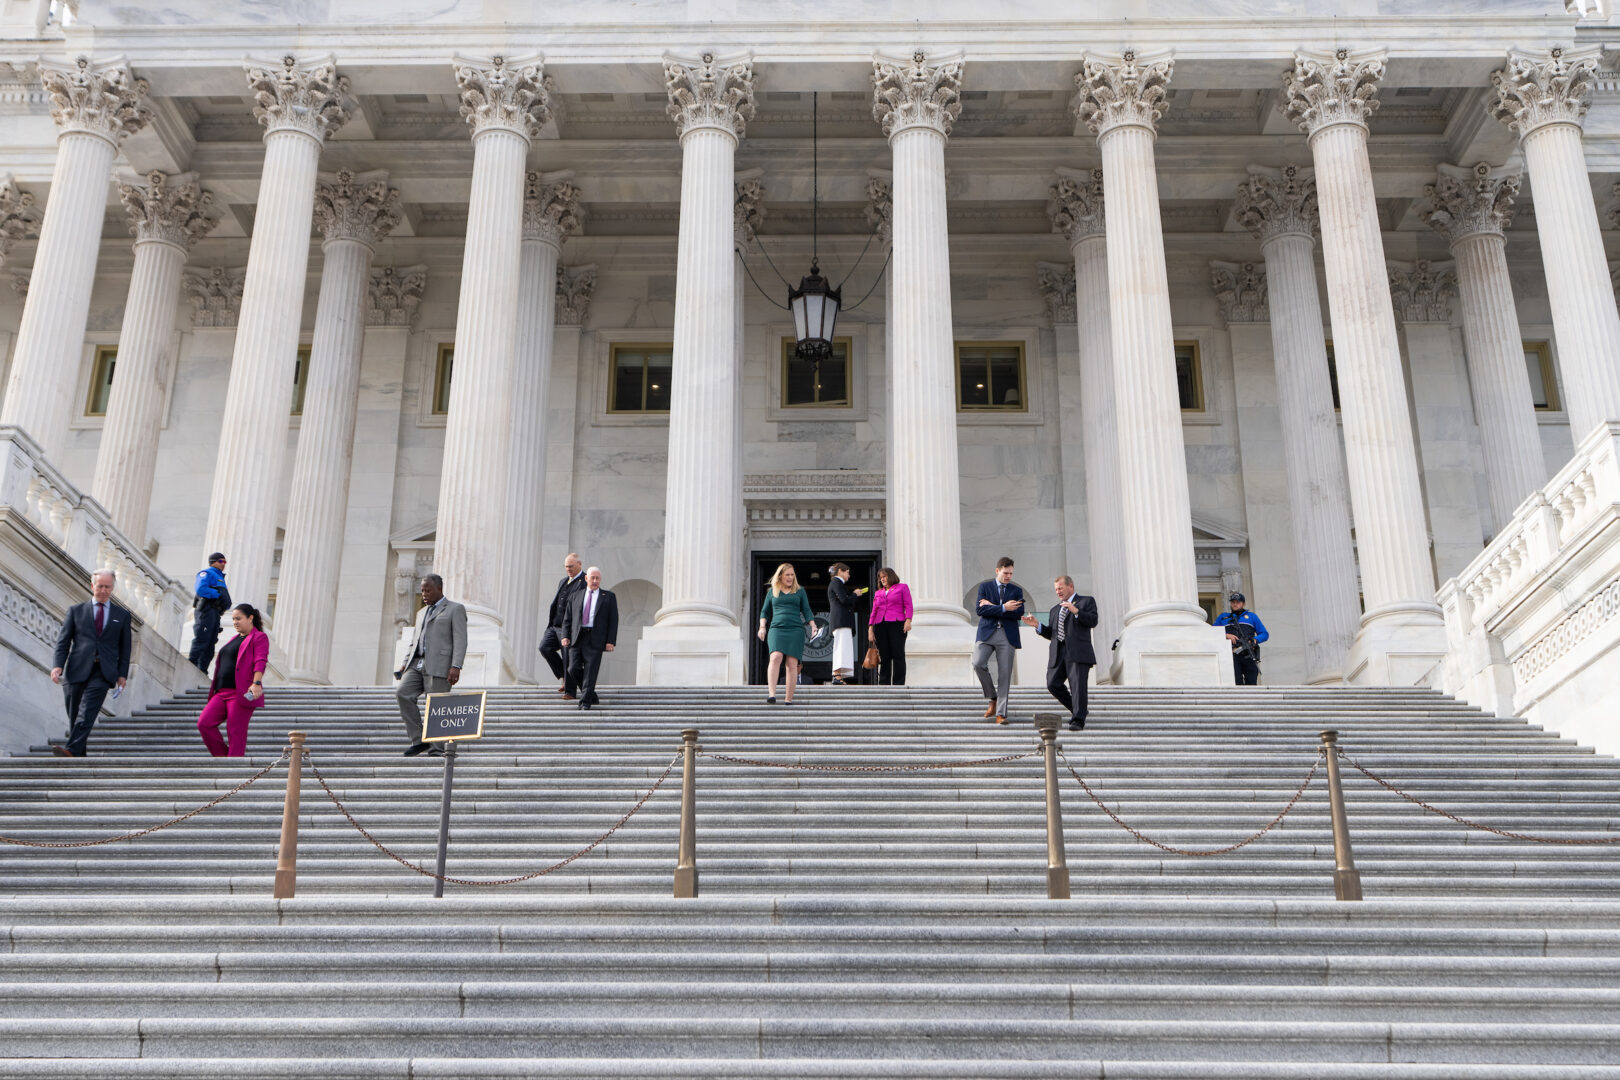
[0,176,40,270]
[523,170,583,246]
[9,270,27,300]
[1418,161,1520,245]
[1047,166,1105,244]
[871,51,964,139]
[1491,46,1602,138]
[1387,259,1458,323]
[1281,48,1386,136]
[38,55,151,144]
[1234,163,1317,243]
[244,54,354,142]
[119,170,217,251]
[182,266,246,328]
[366,265,427,328]
[1074,49,1174,138]
[734,169,765,246]
[1036,261,1077,324]
[454,54,552,141]
[1210,260,1269,323]
[555,263,597,326]
[314,168,401,247]
[665,52,755,140]
[864,171,892,245]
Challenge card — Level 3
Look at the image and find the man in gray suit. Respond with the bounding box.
[394,573,467,757]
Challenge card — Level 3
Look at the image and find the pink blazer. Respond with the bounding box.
[212,627,269,706]
[869,583,913,624]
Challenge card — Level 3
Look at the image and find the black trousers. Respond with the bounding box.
[1046,660,1091,726]
[1234,655,1260,685]
[871,621,907,685]
[62,671,113,756]
[569,643,606,705]
[189,608,223,673]
[539,625,573,691]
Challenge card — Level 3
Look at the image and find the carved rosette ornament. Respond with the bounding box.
[1281,48,1386,137]
[1047,166,1105,244]
[864,171,892,245]
[555,263,597,327]
[871,51,964,139]
[522,170,583,247]
[366,265,427,328]
[118,171,217,251]
[1074,49,1173,138]
[1234,164,1318,244]
[1418,162,1520,245]
[454,54,553,141]
[665,52,755,140]
[244,55,354,142]
[0,176,40,269]
[1491,46,1601,139]
[1387,260,1458,323]
[183,267,247,327]
[37,55,151,144]
[313,169,401,247]
[734,170,765,246]
[1036,261,1077,324]
[1210,260,1270,324]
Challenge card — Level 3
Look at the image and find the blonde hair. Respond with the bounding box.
[769,563,799,595]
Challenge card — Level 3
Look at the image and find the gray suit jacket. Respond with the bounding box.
[406,599,468,678]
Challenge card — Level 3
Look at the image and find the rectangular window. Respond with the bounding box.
[291,345,311,416]
[1325,340,1342,411]
[1175,340,1204,412]
[84,345,116,417]
[433,343,454,415]
[1523,341,1559,411]
[955,342,1026,411]
[1197,592,1220,623]
[608,344,673,413]
[781,336,852,408]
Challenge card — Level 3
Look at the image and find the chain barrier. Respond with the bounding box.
[700,748,1044,773]
[1059,747,1323,857]
[1337,750,1620,846]
[305,750,681,886]
[0,750,290,849]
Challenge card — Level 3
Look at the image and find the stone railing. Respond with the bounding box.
[0,426,190,645]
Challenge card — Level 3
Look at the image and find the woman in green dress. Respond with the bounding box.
[758,562,815,705]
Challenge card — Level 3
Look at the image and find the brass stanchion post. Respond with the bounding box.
[1034,714,1071,900]
[674,728,699,898]
[1319,730,1363,901]
[272,731,306,899]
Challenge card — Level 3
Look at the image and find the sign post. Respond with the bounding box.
[422,691,487,897]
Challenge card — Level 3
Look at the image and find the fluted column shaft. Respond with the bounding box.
[91,236,185,540]
[1260,230,1360,682]
[1451,229,1547,525]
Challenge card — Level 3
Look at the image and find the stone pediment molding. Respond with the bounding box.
[745,471,885,500]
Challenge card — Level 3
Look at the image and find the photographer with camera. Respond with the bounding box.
[1213,591,1268,685]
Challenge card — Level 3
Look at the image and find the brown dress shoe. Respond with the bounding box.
[995,715,1009,726]
[561,693,576,701]
[982,701,997,719]
[51,745,75,757]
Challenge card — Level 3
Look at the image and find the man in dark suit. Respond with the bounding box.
[539,552,585,697]
[561,566,618,710]
[50,569,134,757]
[1023,574,1099,731]
[971,556,1024,724]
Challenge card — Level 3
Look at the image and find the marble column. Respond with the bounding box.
[1492,46,1620,443]
[91,171,218,545]
[204,55,353,615]
[276,170,401,685]
[1,57,150,461]
[863,170,896,561]
[1047,167,1127,681]
[637,52,755,686]
[1075,49,1229,685]
[541,264,595,579]
[436,54,552,686]
[1233,163,1360,684]
[1283,48,1446,684]
[733,171,765,624]
[501,170,580,683]
[1417,162,1546,530]
[870,50,975,683]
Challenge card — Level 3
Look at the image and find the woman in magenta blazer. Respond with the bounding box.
[866,566,913,686]
[197,603,269,757]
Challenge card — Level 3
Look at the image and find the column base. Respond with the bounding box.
[1345,605,1448,687]
[894,612,977,686]
[1115,615,1234,687]
[637,621,746,686]
[458,604,516,687]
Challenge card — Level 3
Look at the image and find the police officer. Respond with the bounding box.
[188,552,232,674]
[1213,591,1268,685]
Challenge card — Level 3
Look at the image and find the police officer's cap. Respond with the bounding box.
[207,552,227,563]
[1228,592,1245,603]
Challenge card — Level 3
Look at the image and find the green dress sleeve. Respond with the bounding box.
[760,593,775,623]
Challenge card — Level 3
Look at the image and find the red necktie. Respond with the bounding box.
[95,603,105,635]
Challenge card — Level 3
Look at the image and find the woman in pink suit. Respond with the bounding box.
[197,603,268,757]
[866,567,913,686]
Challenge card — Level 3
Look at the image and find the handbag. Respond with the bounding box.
[862,645,881,670]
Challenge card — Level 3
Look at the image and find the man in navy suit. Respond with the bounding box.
[971,556,1024,724]
[1023,574,1099,731]
[50,569,133,757]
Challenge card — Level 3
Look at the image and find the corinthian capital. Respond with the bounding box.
[314,169,402,247]
[1074,49,1173,139]
[38,55,150,145]
[665,52,755,140]
[734,169,766,246]
[523,170,583,246]
[1418,162,1519,245]
[183,266,246,328]
[1036,262,1076,324]
[367,265,427,328]
[1047,166,1105,244]
[1490,46,1601,139]
[1388,259,1457,323]
[118,170,217,250]
[245,55,354,142]
[1234,163,1317,244]
[555,263,597,326]
[871,51,964,139]
[453,54,552,141]
[0,175,40,269]
[864,170,892,245]
[1282,48,1385,137]
[1210,260,1269,324]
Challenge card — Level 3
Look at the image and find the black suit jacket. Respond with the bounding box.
[1035,595,1099,667]
[827,576,860,632]
[53,600,133,683]
[548,573,586,630]
[563,588,619,650]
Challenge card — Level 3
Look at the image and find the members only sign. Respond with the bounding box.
[423,691,487,743]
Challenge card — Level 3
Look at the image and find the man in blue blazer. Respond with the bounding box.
[971,556,1024,724]
[50,569,133,757]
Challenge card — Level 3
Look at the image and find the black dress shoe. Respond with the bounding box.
[403,742,430,757]
[1068,719,1085,731]
[426,745,446,757]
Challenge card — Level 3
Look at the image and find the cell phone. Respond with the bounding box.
[110,685,121,700]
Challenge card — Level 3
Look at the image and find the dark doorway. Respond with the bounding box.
[748,550,880,685]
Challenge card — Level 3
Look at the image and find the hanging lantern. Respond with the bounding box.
[790,261,841,363]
